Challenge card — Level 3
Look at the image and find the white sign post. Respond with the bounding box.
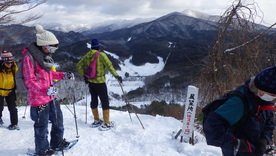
[178,85,199,144]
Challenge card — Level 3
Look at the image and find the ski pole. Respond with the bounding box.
[22,104,27,119]
[85,84,88,124]
[70,81,80,138]
[117,81,132,121]
[117,79,145,129]
[22,97,28,119]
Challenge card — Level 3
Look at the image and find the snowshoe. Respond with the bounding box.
[27,148,55,156]
[7,124,20,130]
[98,122,114,131]
[53,139,78,151]
[91,120,103,128]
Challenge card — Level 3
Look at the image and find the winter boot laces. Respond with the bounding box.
[99,122,114,131]
[45,148,55,155]
[58,139,70,149]
[91,120,103,128]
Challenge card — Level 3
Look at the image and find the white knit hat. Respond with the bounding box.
[36,25,59,46]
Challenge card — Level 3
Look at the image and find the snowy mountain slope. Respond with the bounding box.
[181,9,220,22]
[0,105,222,156]
[103,50,166,105]
[42,17,156,33]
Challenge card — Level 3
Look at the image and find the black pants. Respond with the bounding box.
[88,83,109,110]
[0,90,18,125]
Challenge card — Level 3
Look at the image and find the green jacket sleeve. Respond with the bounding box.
[100,53,118,77]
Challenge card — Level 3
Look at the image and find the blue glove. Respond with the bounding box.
[115,76,123,83]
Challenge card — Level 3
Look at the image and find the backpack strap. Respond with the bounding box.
[95,51,100,59]
[26,52,35,69]
[229,90,249,130]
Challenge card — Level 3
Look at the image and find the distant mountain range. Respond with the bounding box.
[42,9,221,34]
[1,10,275,90]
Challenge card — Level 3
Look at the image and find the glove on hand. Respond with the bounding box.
[83,76,89,84]
[63,72,75,80]
[255,138,267,156]
[47,86,58,96]
[232,138,252,154]
[115,76,123,83]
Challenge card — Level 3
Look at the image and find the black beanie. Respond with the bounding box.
[254,66,276,94]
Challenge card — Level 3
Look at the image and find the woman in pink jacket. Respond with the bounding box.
[23,25,74,156]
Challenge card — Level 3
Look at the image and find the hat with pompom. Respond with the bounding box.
[254,66,276,94]
[91,39,100,48]
[36,25,59,46]
[0,51,14,61]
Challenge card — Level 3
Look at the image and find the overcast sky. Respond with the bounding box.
[24,0,276,27]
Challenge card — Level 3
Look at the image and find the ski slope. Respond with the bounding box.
[0,104,222,156]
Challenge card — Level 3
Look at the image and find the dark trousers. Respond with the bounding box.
[0,90,18,125]
[30,100,64,155]
[88,83,109,110]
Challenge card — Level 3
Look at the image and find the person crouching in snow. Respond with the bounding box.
[0,51,19,130]
[23,25,75,155]
[204,66,276,156]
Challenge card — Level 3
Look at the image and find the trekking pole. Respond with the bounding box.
[85,84,88,124]
[70,81,80,138]
[118,81,132,121]
[22,96,28,118]
[117,79,145,129]
[22,103,27,119]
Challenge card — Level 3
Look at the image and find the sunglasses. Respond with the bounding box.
[5,62,13,65]
[44,45,59,53]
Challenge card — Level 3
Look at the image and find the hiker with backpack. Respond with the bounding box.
[203,66,276,156]
[22,25,75,155]
[0,51,19,130]
[76,38,122,131]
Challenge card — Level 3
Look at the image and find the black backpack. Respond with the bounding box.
[202,90,249,129]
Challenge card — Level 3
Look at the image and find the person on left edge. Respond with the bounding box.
[0,50,19,130]
[23,25,75,156]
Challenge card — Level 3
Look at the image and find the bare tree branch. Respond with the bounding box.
[0,0,47,25]
[197,0,276,103]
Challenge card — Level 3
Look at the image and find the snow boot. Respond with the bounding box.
[91,120,103,128]
[103,109,110,124]
[98,122,114,131]
[51,138,70,151]
[92,108,100,121]
[44,148,55,155]
[57,139,71,150]
[7,124,20,130]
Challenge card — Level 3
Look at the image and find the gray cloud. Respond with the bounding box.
[21,0,276,27]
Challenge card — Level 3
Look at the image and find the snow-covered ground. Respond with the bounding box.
[0,103,222,156]
[0,46,223,156]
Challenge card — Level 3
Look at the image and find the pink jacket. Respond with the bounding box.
[23,55,64,107]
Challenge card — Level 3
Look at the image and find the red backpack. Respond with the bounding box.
[85,51,100,79]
